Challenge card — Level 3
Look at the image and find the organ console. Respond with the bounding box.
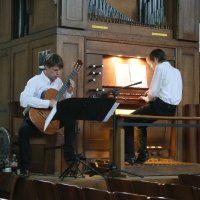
[86,55,151,110]
[88,71,102,76]
[88,64,104,69]
[88,78,96,82]
[93,86,147,109]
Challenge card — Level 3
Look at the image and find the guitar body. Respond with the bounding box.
[28,59,82,135]
[29,88,61,135]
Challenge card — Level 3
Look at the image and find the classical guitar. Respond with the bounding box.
[29,59,82,135]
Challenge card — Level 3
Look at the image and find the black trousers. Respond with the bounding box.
[124,98,177,156]
[18,116,76,171]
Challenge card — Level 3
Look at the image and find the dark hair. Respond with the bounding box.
[149,49,166,62]
[44,53,63,68]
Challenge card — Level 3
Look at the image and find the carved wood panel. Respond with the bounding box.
[174,0,199,41]
[60,0,88,29]
[11,44,29,135]
[29,0,57,33]
[57,34,85,153]
[0,49,11,129]
[176,47,199,161]
[0,0,11,42]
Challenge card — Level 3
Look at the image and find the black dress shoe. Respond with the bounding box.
[125,154,136,165]
[135,150,149,164]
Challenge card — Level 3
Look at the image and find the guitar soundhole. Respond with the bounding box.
[38,111,47,119]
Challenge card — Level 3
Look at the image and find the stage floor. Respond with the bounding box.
[28,159,200,190]
[125,158,200,176]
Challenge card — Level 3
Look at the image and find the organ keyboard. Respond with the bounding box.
[94,86,148,110]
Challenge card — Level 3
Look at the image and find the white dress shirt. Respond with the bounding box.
[20,71,73,108]
[148,61,182,105]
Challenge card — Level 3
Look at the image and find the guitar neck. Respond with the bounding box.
[55,69,77,101]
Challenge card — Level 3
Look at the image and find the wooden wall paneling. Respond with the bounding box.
[176,47,199,161]
[10,44,29,135]
[11,44,29,101]
[88,21,173,38]
[56,34,85,98]
[29,0,57,34]
[183,104,198,162]
[60,0,88,29]
[84,121,112,152]
[178,48,199,106]
[0,49,11,129]
[0,0,11,43]
[174,0,199,41]
[196,104,200,163]
[84,53,112,153]
[29,36,56,75]
[56,34,85,155]
[86,40,176,60]
[29,36,56,173]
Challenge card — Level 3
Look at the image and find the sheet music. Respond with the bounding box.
[44,104,57,131]
[129,63,147,88]
[114,61,146,88]
[115,63,131,86]
[103,102,120,122]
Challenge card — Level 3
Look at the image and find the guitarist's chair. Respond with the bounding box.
[10,101,64,174]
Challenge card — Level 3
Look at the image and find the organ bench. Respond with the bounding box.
[112,114,200,170]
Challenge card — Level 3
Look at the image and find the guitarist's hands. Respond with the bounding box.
[49,99,57,108]
[67,79,75,93]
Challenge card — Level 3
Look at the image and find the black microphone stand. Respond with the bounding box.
[92,82,144,178]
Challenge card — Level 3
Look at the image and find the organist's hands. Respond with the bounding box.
[144,90,149,96]
[138,90,149,103]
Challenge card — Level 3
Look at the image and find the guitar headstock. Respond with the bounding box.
[74,59,83,72]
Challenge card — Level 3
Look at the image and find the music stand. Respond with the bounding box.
[88,82,144,178]
[55,98,119,180]
[105,103,143,178]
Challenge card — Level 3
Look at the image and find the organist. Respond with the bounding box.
[124,49,182,165]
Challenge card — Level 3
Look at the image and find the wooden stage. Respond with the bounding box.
[28,159,200,190]
[125,158,200,177]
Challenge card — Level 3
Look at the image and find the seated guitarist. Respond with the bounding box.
[18,53,84,177]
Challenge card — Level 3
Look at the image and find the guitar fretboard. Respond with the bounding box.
[55,69,77,101]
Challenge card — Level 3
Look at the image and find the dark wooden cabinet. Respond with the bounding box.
[60,0,88,29]
[0,49,11,128]
[176,47,199,161]
[29,0,57,34]
[25,0,88,34]
[0,0,11,43]
[174,0,199,41]
[178,47,199,106]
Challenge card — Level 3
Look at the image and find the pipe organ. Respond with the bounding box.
[0,0,199,173]
[88,0,169,28]
[139,0,167,27]
[88,0,136,24]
